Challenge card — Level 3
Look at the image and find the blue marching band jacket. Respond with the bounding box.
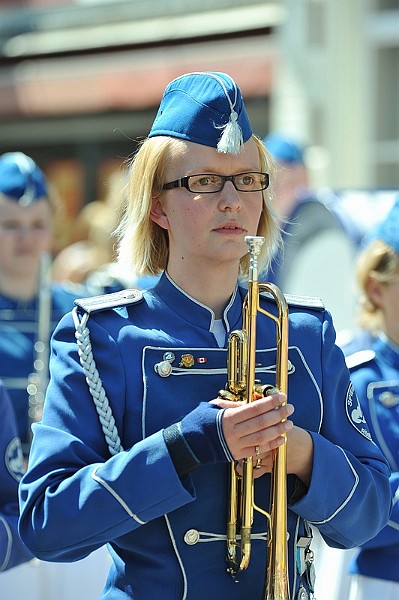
[0,381,33,570]
[19,273,391,600]
[0,283,79,454]
[347,336,399,583]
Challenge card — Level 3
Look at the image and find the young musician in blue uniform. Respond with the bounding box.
[19,72,390,600]
[0,152,79,455]
[346,196,399,600]
[0,379,33,571]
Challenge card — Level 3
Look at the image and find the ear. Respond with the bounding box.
[366,276,384,309]
[150,197,169,230]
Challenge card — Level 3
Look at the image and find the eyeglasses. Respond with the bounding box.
[162,172,269,194]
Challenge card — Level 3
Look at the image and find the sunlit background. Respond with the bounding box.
[1,0,398,238]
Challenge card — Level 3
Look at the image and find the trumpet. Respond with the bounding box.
[220,235,290,600]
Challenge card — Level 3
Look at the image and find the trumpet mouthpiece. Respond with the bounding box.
[245,235,265,257]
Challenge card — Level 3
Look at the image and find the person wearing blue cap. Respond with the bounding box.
[263,133,357,334]
[263,133,308,221]
[0,152,79,456]
[0,378,33,570]
[345,195,399,600]
[19,72,390,600]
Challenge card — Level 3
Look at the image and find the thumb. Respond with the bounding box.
[211,398,243,410]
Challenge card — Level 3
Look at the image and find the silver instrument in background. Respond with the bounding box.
[27,252,52,429]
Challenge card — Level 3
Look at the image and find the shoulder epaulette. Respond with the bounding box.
[346,349,376,371]
[74,288,143,314]
[260,291,324,311]
[284,293,325,310]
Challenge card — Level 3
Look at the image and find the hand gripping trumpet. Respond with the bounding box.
[219,236,290,600]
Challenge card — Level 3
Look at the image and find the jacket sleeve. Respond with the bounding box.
[357,473,399,549]
[289,310,391,549]
[18,311,195,562]
[0,383,33,570]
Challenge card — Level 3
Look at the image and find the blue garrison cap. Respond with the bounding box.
[263,133,304,164]
[0,152,48,206]
[368,195,399,253]
[149,72,252,155]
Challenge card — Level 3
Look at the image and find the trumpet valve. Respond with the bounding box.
[218,389,239,402]
[253,383,277,398]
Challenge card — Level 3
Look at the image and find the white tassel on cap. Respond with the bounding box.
[9,153,36,206]
[206,72,244,155]
[217,109,243,155]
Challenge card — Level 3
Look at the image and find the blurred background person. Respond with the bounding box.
[346,195,399,600]
[0,378,33,572]
[262,133,383,600]
[263,132,358,333]
[52,169,160,295]
[0,152,79,457]
[0,152,110,599]
[52,170,124,290]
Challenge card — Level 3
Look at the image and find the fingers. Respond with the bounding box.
[236,426,314,483]
[235,451,274,479]
[221,392,294,460]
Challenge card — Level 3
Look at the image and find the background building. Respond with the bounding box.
[0,0,281,222]
[1,0,398,207]
[272,0,399,190]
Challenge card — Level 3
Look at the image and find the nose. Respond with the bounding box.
[16,225,35,237]
[217,180,242,211]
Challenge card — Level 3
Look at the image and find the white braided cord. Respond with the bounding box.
[72,307,123,455]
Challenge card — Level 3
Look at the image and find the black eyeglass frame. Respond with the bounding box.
[162,171,270,194]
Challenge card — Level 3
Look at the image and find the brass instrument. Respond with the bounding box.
[27,252,52,430]
[221,235,290,600]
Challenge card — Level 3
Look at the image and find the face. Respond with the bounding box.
[150,138,264,277]
[0,195,53,279]
[271,162,308,219]
[368,271,399,345]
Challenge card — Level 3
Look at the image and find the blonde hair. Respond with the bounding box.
[116,135,282,278]
[356,238,399,333]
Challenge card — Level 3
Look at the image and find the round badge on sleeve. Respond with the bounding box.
[6,437,25,481]
[345,382,372,440]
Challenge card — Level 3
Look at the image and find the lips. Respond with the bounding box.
[214,222,245,233]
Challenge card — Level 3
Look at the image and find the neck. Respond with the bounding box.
[167,262,239,319]
[0,271,40,302]
[380,331,399,351]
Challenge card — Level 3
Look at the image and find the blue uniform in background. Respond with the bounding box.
[19,273,391,600]
[0,283,78,453]
[347,336,399,584]
[0,151,81,455]
[0,380,32,571]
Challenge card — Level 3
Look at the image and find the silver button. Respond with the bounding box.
[379,391,399,408]
[184,529,200,545]
[297,587,309,600]
[154,361,172,377]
